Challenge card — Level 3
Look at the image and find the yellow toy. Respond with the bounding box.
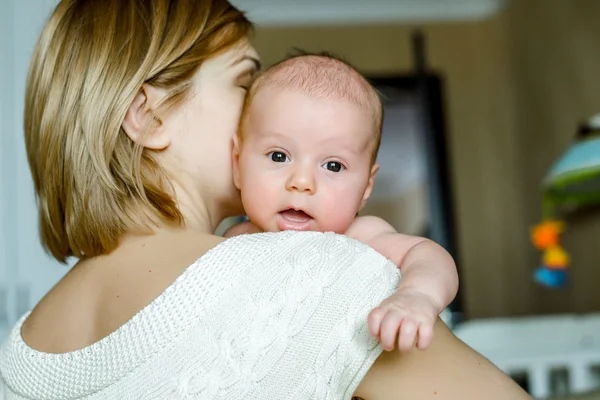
[543,246,570,269]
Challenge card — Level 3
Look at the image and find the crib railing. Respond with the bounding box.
[453,313,600,398]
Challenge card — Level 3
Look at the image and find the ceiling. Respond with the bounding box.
[229,0,507,27]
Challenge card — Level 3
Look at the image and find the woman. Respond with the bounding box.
[0,0,531,399]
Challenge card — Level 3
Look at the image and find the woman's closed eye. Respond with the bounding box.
[267,151,290,163]
[322,161,345,172]
[236,71,255,92]
[237,76,251,91]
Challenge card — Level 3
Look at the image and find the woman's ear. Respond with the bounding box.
[360,163,380,209]
[232,134,242,189]
[122,84,171,150]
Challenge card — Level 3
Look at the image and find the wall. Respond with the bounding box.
[0,0,14,335]
[252,1,600,318]
[0,0,69,341]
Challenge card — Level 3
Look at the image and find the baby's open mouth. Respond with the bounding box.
[277,208,313,231]
[279,208,312,222]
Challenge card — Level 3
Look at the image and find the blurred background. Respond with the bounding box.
[2,0,600,398]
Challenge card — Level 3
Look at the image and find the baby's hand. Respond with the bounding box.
[368,289,439,352]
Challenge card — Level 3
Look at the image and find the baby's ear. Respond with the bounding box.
[232,134,241,189]
[360,163,379,209]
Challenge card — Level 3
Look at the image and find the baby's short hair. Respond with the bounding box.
[241,51,383,164]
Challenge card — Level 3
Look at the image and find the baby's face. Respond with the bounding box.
[233,86,378,233]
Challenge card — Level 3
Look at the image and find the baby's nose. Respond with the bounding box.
[286,167,315,194]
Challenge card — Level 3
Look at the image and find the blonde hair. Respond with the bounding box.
[25,0,252,262]
[240,52,383,163]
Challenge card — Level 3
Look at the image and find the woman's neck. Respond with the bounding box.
[169,180,240,235]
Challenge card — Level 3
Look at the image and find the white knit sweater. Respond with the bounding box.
[0,231,400,400]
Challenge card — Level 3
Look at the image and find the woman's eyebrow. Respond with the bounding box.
[232,55,261,71]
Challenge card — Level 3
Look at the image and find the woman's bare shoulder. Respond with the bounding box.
[354,319,532,400]
[21,230,226,354]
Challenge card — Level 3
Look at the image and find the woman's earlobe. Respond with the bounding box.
[122,84,170,150]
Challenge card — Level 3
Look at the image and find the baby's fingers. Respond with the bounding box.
[397,319,418,352]
[368,306,387,339]
[379,312,403,351]
[416,321,434,350]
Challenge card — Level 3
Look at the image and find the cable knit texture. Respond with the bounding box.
[0,231,400,399]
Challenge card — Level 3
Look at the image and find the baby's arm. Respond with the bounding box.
[346,215,459,352]
[223,220,262,237]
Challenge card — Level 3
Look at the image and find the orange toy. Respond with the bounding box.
[531,220,565,250]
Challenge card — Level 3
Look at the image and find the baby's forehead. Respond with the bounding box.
[254,84,368,115]
[249,89,378,152]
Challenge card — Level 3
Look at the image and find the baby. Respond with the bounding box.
[226,53,459,352]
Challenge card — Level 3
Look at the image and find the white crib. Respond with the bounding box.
[453,313,600,398]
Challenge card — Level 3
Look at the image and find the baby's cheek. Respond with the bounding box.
[319,203,358,234]
[240,186,261,218]
[240,180,275,230]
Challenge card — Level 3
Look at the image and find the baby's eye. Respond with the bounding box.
[267,151,289,163]
[322,161,344,172]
